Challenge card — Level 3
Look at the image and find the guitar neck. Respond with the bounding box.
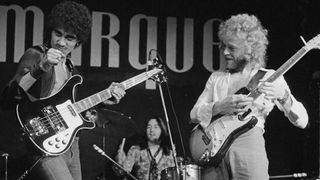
[264,47,308,83]
[248,46,309,99]
[73,69,161,113]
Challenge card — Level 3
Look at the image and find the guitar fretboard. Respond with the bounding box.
[73,69,162,113]
[248,46,309,100]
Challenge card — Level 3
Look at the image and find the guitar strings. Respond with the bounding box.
[28,69,160,132]
[35,108,71,130]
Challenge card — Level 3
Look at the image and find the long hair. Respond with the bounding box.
[44,1,92,46]
[218,13,269,68]
[140,116,171,155]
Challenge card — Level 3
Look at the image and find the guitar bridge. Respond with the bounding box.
[199,148,210,163]
[25,117,49,137]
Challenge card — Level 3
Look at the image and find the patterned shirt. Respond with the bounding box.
[122,145,175,180]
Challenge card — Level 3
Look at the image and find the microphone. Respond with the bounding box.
[147,50,153,66]
[147,49,160,66]
[93,144,106,156]
[147,49,158,72]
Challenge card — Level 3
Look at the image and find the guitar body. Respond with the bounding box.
[16,75,95,156]
[189,114,257,167]
[189,87,258,167]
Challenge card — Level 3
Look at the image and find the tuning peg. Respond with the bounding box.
[300,36,307,46]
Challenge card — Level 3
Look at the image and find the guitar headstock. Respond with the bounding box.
[146,57,167,83]
[304,34,320,51]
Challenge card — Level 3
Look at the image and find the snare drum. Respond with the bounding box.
[181,164,201,180]
[161,164,201,180]
[160,167,181,180]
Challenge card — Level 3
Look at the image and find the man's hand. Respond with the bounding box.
[214,94,253,115]
[258,81,286,101]
[40,48,66,71]
[103,82,126,105]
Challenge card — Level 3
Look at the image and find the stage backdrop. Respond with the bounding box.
[0,0,320,179]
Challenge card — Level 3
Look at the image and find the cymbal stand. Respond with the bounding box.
[157,82,180,175]
[101,123,107,180]
[93,145,138,180]
[316,76,320,179]
[1,153,9,180]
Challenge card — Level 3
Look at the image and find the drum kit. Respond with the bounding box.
[88,108,203,180]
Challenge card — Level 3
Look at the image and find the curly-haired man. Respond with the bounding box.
[0,1,125,180]
[190,14,308,179]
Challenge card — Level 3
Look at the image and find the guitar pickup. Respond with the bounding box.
[202,133,211,145]
[67,105,77,117]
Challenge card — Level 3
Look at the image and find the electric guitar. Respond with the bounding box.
[16,66,164,156]
[189,34,320,167]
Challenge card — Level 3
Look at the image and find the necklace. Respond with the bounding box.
[147,146,162,180]
[147,146,161,160]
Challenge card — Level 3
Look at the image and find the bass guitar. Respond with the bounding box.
[16,66,164,156]
[189,34,320,167]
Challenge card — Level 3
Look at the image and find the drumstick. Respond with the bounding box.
[120,138,126,150]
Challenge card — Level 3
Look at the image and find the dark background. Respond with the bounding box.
[0,0,320,179]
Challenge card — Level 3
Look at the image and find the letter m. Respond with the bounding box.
[0,5,44,63]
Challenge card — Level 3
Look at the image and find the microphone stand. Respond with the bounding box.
[156,81,180,175]
[93,145,138,180]
[147,49,180,175]
[315,74,320,179]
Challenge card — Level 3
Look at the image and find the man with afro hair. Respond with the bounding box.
[0,1,126,180]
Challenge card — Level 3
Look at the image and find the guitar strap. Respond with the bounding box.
[208,69,267,125]
[246,69,267,91]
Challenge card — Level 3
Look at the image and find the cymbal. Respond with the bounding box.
[93,108,137,138]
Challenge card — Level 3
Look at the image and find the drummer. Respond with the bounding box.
[116,116,175,180]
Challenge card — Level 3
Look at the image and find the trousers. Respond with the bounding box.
[30,137,82,180]
[202,127,269,180]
